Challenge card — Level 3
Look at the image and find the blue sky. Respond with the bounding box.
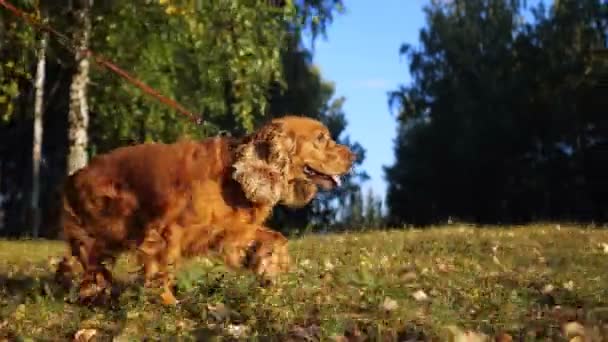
[308,0,546,203]
[308,0,428,202]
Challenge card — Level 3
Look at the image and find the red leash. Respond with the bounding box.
[0,0,202,125]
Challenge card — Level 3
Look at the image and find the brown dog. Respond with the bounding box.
[55,115,355,304]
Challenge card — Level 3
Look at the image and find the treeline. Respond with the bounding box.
[0,0,373,237]
[385,0,608,226]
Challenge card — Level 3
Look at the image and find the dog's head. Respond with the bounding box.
[232,115,355,207]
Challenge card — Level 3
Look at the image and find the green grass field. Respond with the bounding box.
[1,224,608,341]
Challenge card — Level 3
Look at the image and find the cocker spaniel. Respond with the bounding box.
[55,115,355,304]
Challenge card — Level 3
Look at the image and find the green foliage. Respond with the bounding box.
[0,0,366,236]
[0,1,36,121]
[84,0,349,154]
[385,0,608,225]
[295,0,345,41]
[338,187,384,230]
[87,1,294,153]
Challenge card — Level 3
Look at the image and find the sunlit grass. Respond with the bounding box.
[1,224,608,340]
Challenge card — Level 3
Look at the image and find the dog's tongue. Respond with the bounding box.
[331,175,342,187]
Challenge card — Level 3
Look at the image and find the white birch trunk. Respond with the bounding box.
[67,0,92,176]
[31,27,48,238]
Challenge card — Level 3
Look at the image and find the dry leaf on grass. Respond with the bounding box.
[541,284,555,294]
[412,289,429,302]
[299,259,312,268]
[563,321,586,338]
[444,325,491,342]
[47,256,62,268]
[562,321,608,342]
[226,324,250,338]
[435,257,454,273]
[74,329,97,342]
[492,255,502,265]
[381,297,399,312]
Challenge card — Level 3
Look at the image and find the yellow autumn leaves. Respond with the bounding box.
[158,0,182,15]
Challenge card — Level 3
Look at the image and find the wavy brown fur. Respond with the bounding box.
[55,115,355,304]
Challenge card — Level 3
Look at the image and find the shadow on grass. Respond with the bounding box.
[0,267,279,340]
[0,273,134,340]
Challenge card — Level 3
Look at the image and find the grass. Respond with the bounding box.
[1,224,608,341]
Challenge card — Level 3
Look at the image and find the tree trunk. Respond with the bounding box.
[31,26,48,238]
[67,0,92,176]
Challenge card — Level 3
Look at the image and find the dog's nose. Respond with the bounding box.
[339,147,357,164]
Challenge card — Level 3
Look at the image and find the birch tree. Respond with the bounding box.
[30,2,47,238]
[67,0,92,175]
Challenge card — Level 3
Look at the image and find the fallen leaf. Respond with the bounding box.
[47,256,62,268]
[381,297,399,311]
[563,280,575,291]
[436,259,454,273]
[493,255,502,265]
[412,290,429,302]
[541,284,555,294]
[226,324,249,338]
[74,329,97,342]
[562,322,586,339]
[444,325,491,342]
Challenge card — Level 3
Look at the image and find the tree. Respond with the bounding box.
[0,0,36,234]
[385,0,608,226]
[66,0,92,175]
[363,187,383,228]
[0,0,366,236]
[343,189,364,228]
[30,0,48,237]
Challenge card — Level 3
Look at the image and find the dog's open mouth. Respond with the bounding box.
[304,165,342,188]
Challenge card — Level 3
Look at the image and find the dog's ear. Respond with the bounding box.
[232,121,295,205]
